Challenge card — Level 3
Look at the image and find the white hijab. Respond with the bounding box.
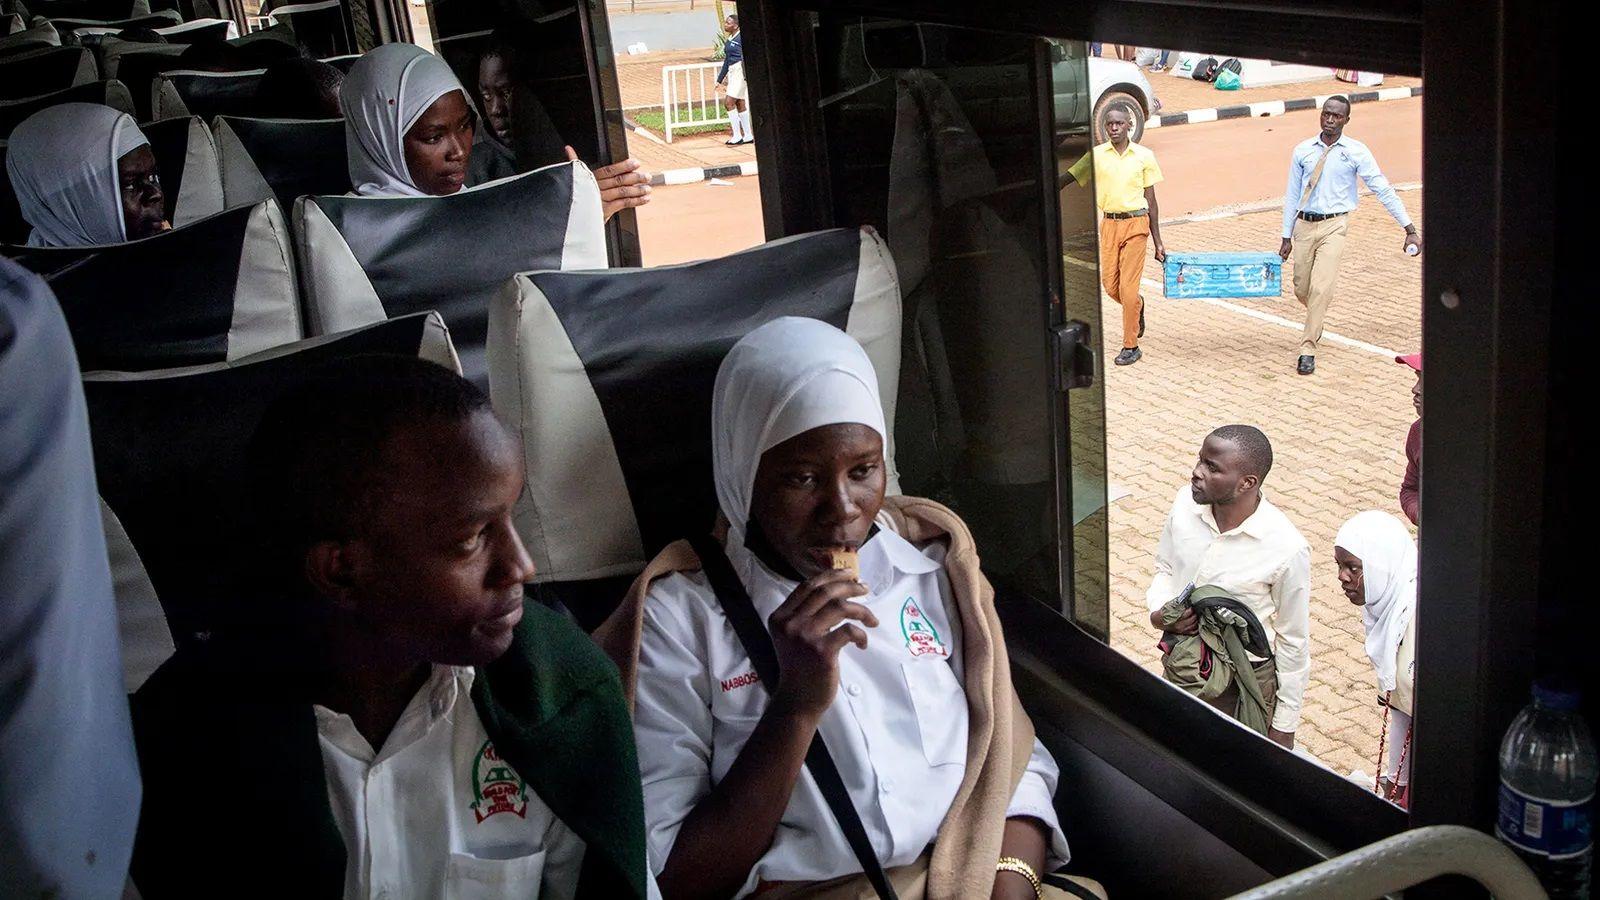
[1335,510,1417,692]
[5,103,150,247]
[341,43,468,197]
[711,317,887,546]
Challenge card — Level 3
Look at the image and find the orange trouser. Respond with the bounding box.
[1099,213,1150,348]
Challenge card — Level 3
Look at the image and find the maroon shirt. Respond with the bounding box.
[1400,418,1421,525]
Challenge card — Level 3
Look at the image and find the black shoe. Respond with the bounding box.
[1297,355,1315,375]
[1114,347,1142,366]
[1138,302,1146,338]
[725,138,742,146]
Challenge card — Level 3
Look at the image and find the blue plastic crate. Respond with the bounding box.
[1163,252,1283,299]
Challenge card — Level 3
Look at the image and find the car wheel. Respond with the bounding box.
[1093,90,1145,143]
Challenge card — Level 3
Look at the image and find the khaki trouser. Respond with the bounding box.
[1203,656,1279,729]
[1290,213,1349,354]
[1099,214,1150,349]
[755,850,1107,899]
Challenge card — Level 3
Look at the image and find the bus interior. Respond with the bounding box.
[0,0,1584,896]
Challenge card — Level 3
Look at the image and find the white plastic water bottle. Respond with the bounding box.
[1497,682,1596,898]
[1405,243,1420,256]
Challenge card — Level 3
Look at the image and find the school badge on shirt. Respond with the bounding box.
[900,597,949,659]
[470,740,529,822]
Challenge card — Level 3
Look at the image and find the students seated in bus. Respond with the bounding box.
[128,356,657,899]
[257,57,346,119]
[5,103,169,247]
[340,42,649,219]
[607,318,1090,899]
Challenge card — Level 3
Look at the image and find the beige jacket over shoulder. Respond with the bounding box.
[595,495,1038,900]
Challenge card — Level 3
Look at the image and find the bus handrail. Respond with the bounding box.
[1228,825,1547,899]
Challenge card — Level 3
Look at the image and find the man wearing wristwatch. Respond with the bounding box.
[1279,95,1422,376]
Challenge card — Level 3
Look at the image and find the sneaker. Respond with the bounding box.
[1114,347,1142,366]
[1297,355,1315,375]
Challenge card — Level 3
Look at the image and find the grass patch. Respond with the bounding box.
[632,106,730,138]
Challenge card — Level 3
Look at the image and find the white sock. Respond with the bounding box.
[739,109,754,141]
[728,110,744,142]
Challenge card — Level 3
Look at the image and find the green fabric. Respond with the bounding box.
[129,601,648,899]
[1158,586,1271,735]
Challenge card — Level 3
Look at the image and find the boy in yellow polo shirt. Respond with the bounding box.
[1067,108,1166,365]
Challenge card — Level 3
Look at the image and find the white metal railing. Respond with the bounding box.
[661,61,729,143]
[1229,825,1547,899]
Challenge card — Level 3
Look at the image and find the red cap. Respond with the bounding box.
[1395,352,1421,372]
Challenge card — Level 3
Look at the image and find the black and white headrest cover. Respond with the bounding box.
[3,200,301,371]
[293,159,606,381]
[213,115,347,213]
[488,226,904,581]
[139,114,225,226]
[83,312,460,681]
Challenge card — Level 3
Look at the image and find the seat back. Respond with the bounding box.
[98,40,186,119]
[3,12,22,34]
[83,312,459,649]
[295,160,607,382]
[486,226,904,583]
[0,78,134,142]
[0,46,98,100]
[214,115,347,213]
[53,9,180,35]
[140,114,224,225]
[2,200,301,370]
[152,16,234,41]
[151,67,264,120]
[0,20,57,58]
[267,0,347,56]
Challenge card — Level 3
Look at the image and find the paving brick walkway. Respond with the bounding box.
[1087,191,1424,781]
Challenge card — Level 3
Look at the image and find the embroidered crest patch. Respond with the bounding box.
[899,597,949,659]
[470,740,528,823]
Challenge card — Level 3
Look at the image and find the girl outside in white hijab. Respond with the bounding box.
[343,42,652,218]
[604,318,1096,899]
[5,103,169,247]
[1333,509,1418,805]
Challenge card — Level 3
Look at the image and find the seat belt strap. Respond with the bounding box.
[687,533,900,900]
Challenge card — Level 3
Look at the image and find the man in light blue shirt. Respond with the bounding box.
[1277,96,1421,375]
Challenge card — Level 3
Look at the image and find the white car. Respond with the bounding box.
[1050,41,1160,144]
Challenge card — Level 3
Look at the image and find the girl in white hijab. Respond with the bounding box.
[1334,509,1418,801]
[341,43,475,197]
[619,317,1085,900]
[5,103,168,247]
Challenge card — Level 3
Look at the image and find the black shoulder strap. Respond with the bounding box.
[686,534,900,900]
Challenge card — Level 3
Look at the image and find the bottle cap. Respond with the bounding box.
[1533,680,1582,711]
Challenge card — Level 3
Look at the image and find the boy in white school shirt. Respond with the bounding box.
[1146,425,1312,750]
[128,356,657,900]
[598,319,1102,900]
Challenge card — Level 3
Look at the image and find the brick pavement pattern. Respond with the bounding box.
[1091,191,1423,782]
[1149,73,1423,121]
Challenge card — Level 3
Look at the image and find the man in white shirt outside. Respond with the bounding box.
[1146,425,1311,749]
[1278,95,1422,376]
[129,356,657,900]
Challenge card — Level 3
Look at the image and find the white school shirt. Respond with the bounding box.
[315,665,664,900]
[633,524,1069,898]
[1144,485,1312,733]
[1280,133,1412,239]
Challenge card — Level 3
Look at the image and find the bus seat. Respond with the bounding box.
[151,67,265,121]
[82,311,459,650]
[0,19,56,57]
[101,497,174,692]
[3,12,23,33]
[0,79,135,142]
[485,226,904,589]
[214,114,347,214]
[99,40,186,120]
[321,51,359,71]
[0,46,97,101]
[140,114,224,226]
[266,0,347,57]
[151,16,235,42]
[294,160,607,383]
[1,200,301,370]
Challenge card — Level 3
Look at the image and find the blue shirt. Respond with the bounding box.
[1281,133,1412,239]
[716,31,742,83]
